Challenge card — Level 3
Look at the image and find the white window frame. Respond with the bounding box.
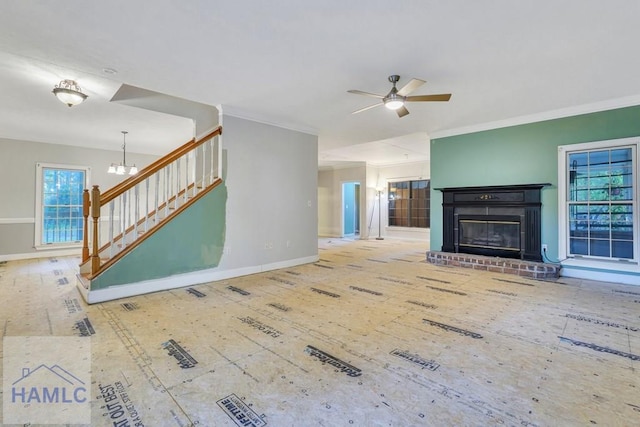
[35,162,91,250]
[558,137,639,271]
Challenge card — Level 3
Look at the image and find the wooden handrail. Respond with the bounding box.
[82,125,222,277]
[88,178,223,279]
[101,126,222,205]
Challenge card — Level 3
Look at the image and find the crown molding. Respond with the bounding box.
[431,95,640,140]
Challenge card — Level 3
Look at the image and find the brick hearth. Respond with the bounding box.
[426,251,560,280]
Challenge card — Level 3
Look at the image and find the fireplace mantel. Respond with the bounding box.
[438,184,551,262]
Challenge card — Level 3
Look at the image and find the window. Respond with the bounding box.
[35,163,90,248]
[388,179,430,228]
[559,139,637,262]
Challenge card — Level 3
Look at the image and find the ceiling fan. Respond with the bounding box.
[348,75,451,118]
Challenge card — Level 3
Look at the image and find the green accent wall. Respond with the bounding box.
[430,105,640,262]
[91,183,227,290]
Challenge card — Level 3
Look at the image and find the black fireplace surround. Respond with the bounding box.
[439,184,549,262]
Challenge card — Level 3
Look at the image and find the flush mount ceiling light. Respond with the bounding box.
[52,79,88,107]
[108,131,138,175]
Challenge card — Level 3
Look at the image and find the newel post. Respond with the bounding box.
[90,185,101,274]
[81,189,90,262]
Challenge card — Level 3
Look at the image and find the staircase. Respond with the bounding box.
[77,126,222,293]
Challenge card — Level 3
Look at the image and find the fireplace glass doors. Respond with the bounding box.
[459,217,520,255]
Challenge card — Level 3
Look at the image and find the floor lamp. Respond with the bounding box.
[376,187,384,240]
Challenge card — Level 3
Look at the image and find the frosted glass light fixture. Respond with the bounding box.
[384,94,404,110]
[52,79,88,107]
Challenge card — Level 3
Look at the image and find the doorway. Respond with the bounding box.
[342,182,360,237]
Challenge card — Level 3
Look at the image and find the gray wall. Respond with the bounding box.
[216,115,318,269]
[0,137,158,257]
[318,161,431,241]
[318,163,367,238]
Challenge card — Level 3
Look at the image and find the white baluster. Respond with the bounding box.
[173,161,178,210]
[145,178,149,232]
[109,200,115,258]
[191,150,196,189]
[129,189,134,244]
[155,172,160,223]
[201,143,206,189]
[216,134,222,179]
[185,150,190,199]
[122,192,128,248]
[209,137,214,184]
[134,184,139,241]
[165,166,169,217]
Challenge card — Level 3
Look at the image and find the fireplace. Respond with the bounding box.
[439,184,549,261]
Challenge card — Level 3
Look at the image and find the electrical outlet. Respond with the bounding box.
[542,244,548,252]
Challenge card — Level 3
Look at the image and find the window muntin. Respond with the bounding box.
[567,146,635,260]
[388,179,430,228]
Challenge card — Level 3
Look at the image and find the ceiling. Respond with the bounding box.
[1,1,640,166]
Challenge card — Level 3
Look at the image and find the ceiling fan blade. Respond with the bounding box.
[352,103,383,114]
[396,106,410,118]
[397,78,425,96]
[347,89,384,99]
[406,94,452,102]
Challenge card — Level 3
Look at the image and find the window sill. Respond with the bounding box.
[386,226,430,230]
[562,256,639,273]
[35,242,83,251]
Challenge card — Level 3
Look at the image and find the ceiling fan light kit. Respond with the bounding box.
[348,74,451,118]
[384,96,404,111]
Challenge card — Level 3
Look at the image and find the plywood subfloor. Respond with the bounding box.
[1,238,639,426]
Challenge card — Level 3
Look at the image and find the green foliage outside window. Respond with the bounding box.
[568,147,634,259]
[42,168,85,244]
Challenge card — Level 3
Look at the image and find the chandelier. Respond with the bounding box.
[108,131,138,175]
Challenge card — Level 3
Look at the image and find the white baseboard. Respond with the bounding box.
[79,254,319,304]
[560,267,640,286]
[0,248,81,262]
